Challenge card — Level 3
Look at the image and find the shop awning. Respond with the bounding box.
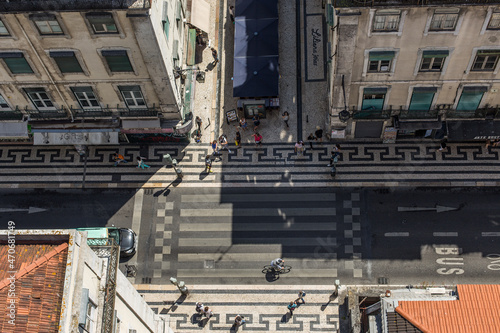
[0,121,29,138]
[398,120,442,130]
[447,120,500,141]
[122,119,160,129]
[190,0,210,33]
[32,129,119,145]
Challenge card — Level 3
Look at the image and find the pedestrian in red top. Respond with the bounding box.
[252,132,263,146]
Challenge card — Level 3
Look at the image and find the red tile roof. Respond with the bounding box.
[0,243,68,333]
[396,285,500,333]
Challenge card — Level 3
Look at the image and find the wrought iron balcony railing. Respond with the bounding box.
[0,109,24,120]
[352,109,391,119]
[71,105,161,119]
[24,107,69,120]
[399,109,439,119]
[446,107,500,119]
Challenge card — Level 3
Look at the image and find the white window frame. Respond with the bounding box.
[358,86,391,111]
[413,48,453,77]
[362,49,399,77]
[481,8,500,35]
[84,299,98,333]
[368,9,406,37]
[25,88,57,111]
[465,47,500,75]
[71,87,101,110]
[0,93,11,111]
[0,18,11,36]
[118,86,146,109]
[471,51,500,72]
[424,8,463,36]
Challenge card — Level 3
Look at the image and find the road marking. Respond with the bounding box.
[181,193,337,202]
[398,205,457,213]
[179,238,335,247]
[180,207,336,217]
[179,222,336,232]
[433,232,458,237]
[0,207,47,214]
[482,232,500,237]
[384,232,409,237]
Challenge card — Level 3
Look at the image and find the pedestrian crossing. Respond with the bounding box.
[144,189,363,285]
[136,284,342,333]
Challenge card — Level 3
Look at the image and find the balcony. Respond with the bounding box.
[399,109,439,120]
[446,106,500,120]
[71,107,113,119]
[352,109,391,119]
[334,0,498,7]
[0,109,24,121]
[24,108,69,120]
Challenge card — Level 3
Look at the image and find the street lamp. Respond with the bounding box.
[163,154,183,178]
[170,277,189,295]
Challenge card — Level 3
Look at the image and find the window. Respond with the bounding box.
[86,13,118,34]
[50,51,83,73]
[368,51,395,73]
[430,8,459,31]
[362,88,387,110]
[471,50,500,71]
[487,11,500,30]
[162,2,170,40]
[0,19,10,36]
[456,87,487,111]
[0,52,34,74]
[71,87,100,109]
[24,88,56,111]
[419,50,448,72]
[30,14,63,35]
[373,10,400,32]
[0,94,11,111]
[101,50,133,72]
[119,86,146,109]
[409,87,437,111]
[83,299,98,333]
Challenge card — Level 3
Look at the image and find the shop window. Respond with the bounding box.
[409,87,437,111]
[30,14,63,35]
[101,50,133,72]
[471,50,500,71]
[0,19,10,36]
[368,51,394,73]
[430,8,459,31]
[71,87,100,109]
[373,10,401,32]
[362,88,387,110]
[487,10,500,30]
[119,86,145,109]
[24,88,56,111]
[456,87,487,111]
[419,50,448,72]
[0,94,11,111]
[50,51,83,73]
[86,13,118,34]
[0,52,34,74]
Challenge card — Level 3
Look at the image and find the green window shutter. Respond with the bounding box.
[327,5,334,27]
[477,50,500,56]
[163,17,170,40]
[457,90,484,111]
[102,51,133,72]
[364,87,388,95]
[369,51,395,61]
[176,2,182,21]
[409,90,435,111]
[3,57,34,74]
[413,87,438,93]
[50,51,83,73]
[422,50,449,58]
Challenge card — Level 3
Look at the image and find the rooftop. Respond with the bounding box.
[0,0,150,12]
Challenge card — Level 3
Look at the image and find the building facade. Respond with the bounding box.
[0,0,192,145]
[328,0,500,142]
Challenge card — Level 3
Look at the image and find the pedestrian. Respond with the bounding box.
[252,132,263,146]
[282,111,290,128]
[211,140,219,155]
[297,290,306,304]
[193,129,202,143]
[211,47,218,64]
[238,117,248,131]
[252,114,260,131]
[229,5,235,23]
[205,155,213,173]
[307,133,315,149]
[287,301,298,316]
[294,141,305,156]
[327,151,339,166]
[235,131,241,147]
[219,134,232,153]
[315,126,323,143]
[195,116,202,131]
[438,142,447,151]
[112,153,128,166]
[136,156,150,169]
[195,302,204,313]
[203,306,213,318]
[233,315,245,327]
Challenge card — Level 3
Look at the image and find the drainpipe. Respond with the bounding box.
[14,14,74,121]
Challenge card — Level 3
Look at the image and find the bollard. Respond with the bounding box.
[174,167,183,178]
[170,277,189,295]
[163,154,173,164]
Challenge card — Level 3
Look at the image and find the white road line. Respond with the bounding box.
[179,222,337,232]
[433,232,458,237]
[482,232,500,237]
[180,207,336,217]
[179,238,336,247]
[384,232,410,237]
[181,193,337,202]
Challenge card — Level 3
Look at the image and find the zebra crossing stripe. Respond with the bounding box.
[179,222,337,232]
[180,207,336,217]
[181,193,337,202]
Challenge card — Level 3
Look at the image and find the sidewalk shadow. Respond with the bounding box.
[199,169,210,180]
[160,294,187,314]
[321,292,338,311]
[281,313,291,323]
[205,62,217,72]
[264,271,280,282]
[154,183,172,197]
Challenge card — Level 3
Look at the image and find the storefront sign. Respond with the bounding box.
[33,131,118,145]
[125,133,188,143]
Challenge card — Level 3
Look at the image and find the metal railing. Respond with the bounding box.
[24,107,69,120]
[0,109,24,120]
[352,109,391,119]
[399,109,439,119]
[87,238,120,333]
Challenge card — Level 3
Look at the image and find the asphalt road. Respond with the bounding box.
[0,187,499,286]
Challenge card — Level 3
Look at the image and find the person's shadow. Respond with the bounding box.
[160,294,186,314]
[205,62,216,72]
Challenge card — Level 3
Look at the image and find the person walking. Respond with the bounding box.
[112,153,128,166]
[297,291,306,304]
[307,133,315,149]
[315,126,324,143]
[229,5,235,22]
[195,302,204,313]
[205,155,213,173]
[195,116,202,131]
[294,141,305,156]
[211,47,218,64]
[235,131,241,147]
[287,301,298,316]
[239,117,248,131]
[233,315,246,327]
[252,132,263,146]
[438,141,447,151]
[219,134,232,153]
[252,114,260,131]
[136,156,150,169]
[327,144,341,166]
[282,111,290,128]
[203,306,214,318]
